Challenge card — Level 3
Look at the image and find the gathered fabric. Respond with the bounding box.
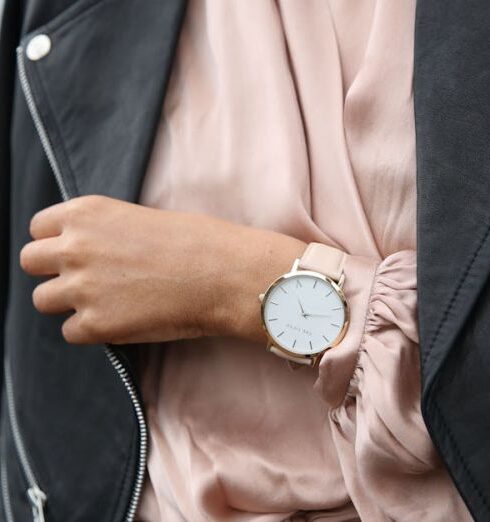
[135,1,472,520]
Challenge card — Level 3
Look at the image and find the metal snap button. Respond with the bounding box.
[26,34,52,61]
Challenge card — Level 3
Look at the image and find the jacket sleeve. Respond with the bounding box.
[311,248,473,521]
[0,0,25,413]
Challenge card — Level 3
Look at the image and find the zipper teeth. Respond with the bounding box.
[16,43,147,521]
[16,46,69,202]
[104,348,148,522]
[1,454,15,522]
[4,354,41,493]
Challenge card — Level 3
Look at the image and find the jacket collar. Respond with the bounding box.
[19,0,490,402]
[19,0,187,203]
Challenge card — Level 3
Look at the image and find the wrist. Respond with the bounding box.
[206,223,307,343]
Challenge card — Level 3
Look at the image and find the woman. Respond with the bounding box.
[1,0,489,520]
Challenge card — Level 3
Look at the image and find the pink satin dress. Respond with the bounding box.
[134,1,472,520]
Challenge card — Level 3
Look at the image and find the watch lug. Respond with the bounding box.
[266,342,273,352]
[291,258,300,272]
[311,353,323,368]
[338,272,345,289]
[258,293,265,303]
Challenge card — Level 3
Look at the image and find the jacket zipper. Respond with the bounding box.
[1,442,15,522]
[15,44,148,521]
[4,354,46,522]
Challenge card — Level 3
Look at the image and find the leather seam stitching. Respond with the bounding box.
[422,220,490,512]
[48,0,113,41]
[421,220,490,368]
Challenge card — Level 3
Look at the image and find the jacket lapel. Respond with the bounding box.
[414,2,490,516]
[414,0,490,397]
[19,0,188,203]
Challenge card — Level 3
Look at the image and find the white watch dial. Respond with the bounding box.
[262,273,347,355]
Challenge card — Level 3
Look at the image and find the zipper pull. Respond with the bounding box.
[27,486,47,522]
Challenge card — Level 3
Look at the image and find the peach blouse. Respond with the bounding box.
[134,1,472,521]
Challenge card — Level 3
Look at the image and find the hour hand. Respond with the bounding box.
[297,297,307,317]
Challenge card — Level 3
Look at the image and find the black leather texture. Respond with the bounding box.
[0,0,187,520]
[414,1,490,520]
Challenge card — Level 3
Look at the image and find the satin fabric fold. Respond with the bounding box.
[135,1,471,520]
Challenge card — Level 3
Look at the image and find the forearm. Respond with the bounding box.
[19,195,307,345]
[203,221,307,344]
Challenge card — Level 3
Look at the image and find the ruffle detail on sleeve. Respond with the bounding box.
[340,248,436,467]
[315,249,473,521]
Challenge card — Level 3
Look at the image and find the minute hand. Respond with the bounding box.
[303,313,331,318]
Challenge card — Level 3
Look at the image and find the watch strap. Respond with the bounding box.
[297,242,346,282]
[269,345,316,368]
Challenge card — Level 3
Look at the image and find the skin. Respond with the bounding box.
[19,195,306,346]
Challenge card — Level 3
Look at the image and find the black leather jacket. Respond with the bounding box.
[1,0,490,520]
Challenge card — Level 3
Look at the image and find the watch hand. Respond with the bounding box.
[297,297,307,317]
[303,313,331,318]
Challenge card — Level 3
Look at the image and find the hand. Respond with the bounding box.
[20,195,306,346]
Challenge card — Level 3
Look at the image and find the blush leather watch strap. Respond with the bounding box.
[269,345,319,367]
[297,242,347,283]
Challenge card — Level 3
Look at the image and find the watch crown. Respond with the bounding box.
[259,293,265,302]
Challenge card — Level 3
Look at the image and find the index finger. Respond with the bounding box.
[29,201,69,239]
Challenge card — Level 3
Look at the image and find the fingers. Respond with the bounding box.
[29,201,68,239]
[20,237,61,276]
[61,312,98,345]
[29,196,109,239]
[61,313,82,344]
[32,275,74,315]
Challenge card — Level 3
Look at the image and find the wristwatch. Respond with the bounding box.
[258,242,349,370]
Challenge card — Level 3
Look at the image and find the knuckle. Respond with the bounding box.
[58,236,83,266]
[78,194,104,212]
[63,198,85,223]
[58,238,75,264]
[79,311,104,344]
[65,272,89,303]
[58,234,90,268]
[85,194,103,205]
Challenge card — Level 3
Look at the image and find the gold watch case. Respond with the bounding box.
[258,261,350,367]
